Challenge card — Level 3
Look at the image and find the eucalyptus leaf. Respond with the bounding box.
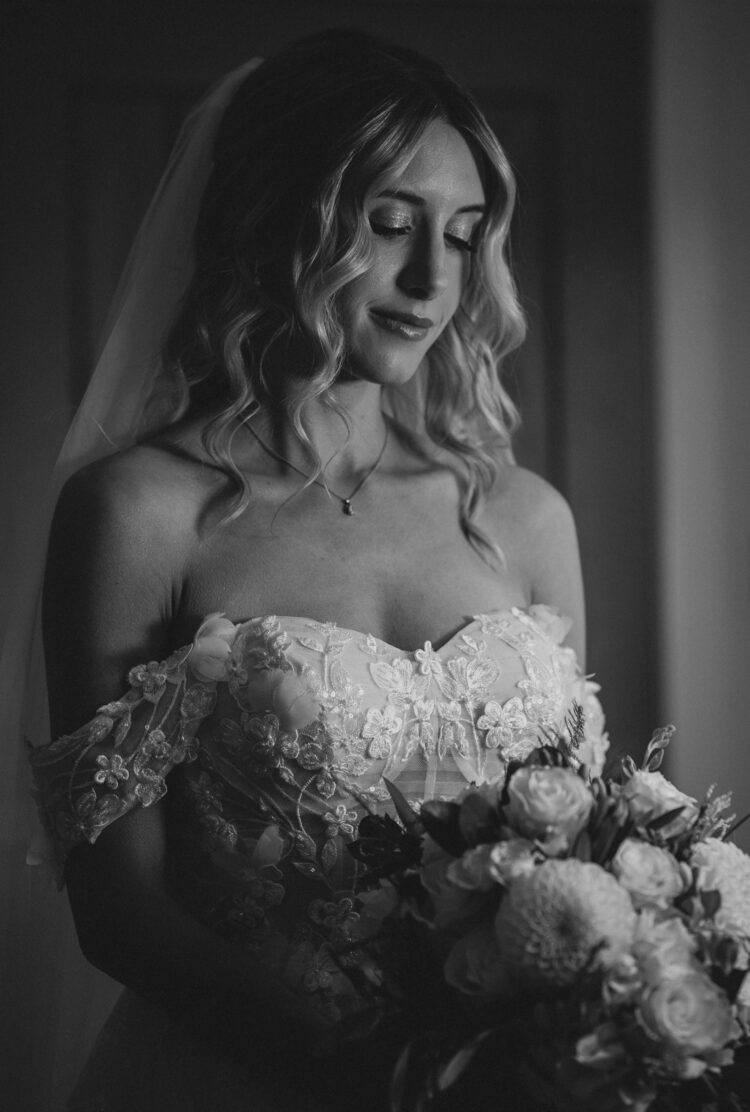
[436,1031,492,1092]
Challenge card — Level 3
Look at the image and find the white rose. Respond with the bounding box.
[622,771,698,837]
[612,839,689,908]
[446,839,537,891]
[632,909,697,984]
[638,971,735,1056]
[505,766,592,850]
[190,614,237,681]
[691,838,750,942]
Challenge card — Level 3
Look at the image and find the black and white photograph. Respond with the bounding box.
[2,1,749,1109]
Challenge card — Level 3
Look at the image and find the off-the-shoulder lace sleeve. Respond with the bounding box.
[29,642,218,885]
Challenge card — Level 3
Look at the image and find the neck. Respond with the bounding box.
[252,380,390,485]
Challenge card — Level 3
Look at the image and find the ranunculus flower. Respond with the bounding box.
[691,838,750,936]
[632,909,697,984]
[621,771,698,837]
[444,924,511,998]
[612,839,688,908]
[505,766,592,850]
[639,971,735,1056]
[494,859,636,987]
[190,614,236,681]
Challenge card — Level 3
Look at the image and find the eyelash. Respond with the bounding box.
[369,220,478,255]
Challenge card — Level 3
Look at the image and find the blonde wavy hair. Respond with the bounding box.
[153,28,526,558]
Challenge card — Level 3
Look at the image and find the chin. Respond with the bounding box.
[343,333,436,387]
[343,354,426,387]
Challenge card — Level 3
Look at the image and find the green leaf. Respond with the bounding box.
[420,801,467,855]
[384,777,422,832]
[436,1031,493,1092]
[389,1043,411,1112]
[458,792,499,848]
[648,805,684,832]
[700,887,722,918]
[572,828,592,862]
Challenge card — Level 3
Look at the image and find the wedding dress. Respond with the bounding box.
[31,603,607,1111]
[7,52,605,1112]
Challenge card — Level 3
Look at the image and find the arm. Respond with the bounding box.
[525,484,586,669]
[496,467,611,773]
[42,453,325,1071]
[492,466,586,668]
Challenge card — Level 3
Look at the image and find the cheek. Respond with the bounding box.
[446,253,471,307]
[338,265,384,317]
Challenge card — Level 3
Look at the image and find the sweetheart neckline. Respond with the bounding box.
[224,603,562,657]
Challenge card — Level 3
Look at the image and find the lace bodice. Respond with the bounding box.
[31,605,607,1027]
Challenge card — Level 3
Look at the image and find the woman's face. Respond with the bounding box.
[338,119,486,386]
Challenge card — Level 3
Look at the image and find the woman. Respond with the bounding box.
[31,28,606,1111]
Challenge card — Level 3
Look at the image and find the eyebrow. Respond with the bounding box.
[375,189,486,214]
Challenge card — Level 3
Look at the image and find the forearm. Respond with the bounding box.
[65,844,326,1071]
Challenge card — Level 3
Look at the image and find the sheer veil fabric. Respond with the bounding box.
[0,59,262,1110]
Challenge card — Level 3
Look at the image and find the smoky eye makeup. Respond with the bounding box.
[366,204,483,251]
[444,217,480,250]
[368,208,413,236]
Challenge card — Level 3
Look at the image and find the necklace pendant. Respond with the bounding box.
[342,499,354,516]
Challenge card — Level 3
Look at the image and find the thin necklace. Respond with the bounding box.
[246,423,390,516]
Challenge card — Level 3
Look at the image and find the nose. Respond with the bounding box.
[397,229,448,301]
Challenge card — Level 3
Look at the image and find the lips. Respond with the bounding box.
[370,308,435,340]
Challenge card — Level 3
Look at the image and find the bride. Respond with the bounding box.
[31,28,607,1112]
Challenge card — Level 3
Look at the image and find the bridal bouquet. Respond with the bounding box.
[348,720,750,1111]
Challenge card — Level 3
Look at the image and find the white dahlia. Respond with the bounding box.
[691,837,750,940]
[494,859,636,987]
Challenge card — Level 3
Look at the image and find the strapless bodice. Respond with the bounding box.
[31,605,607,1027]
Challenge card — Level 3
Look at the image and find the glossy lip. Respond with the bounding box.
[369,308,435,341]
[371,308,435,328]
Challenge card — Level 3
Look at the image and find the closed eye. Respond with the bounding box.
[445,234,477,254]
[371,220,477,254]
[370,220,411,238]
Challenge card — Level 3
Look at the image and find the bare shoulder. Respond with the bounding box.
[487,465,576,548]
[55,425,231,567]
[485,465,586,663]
